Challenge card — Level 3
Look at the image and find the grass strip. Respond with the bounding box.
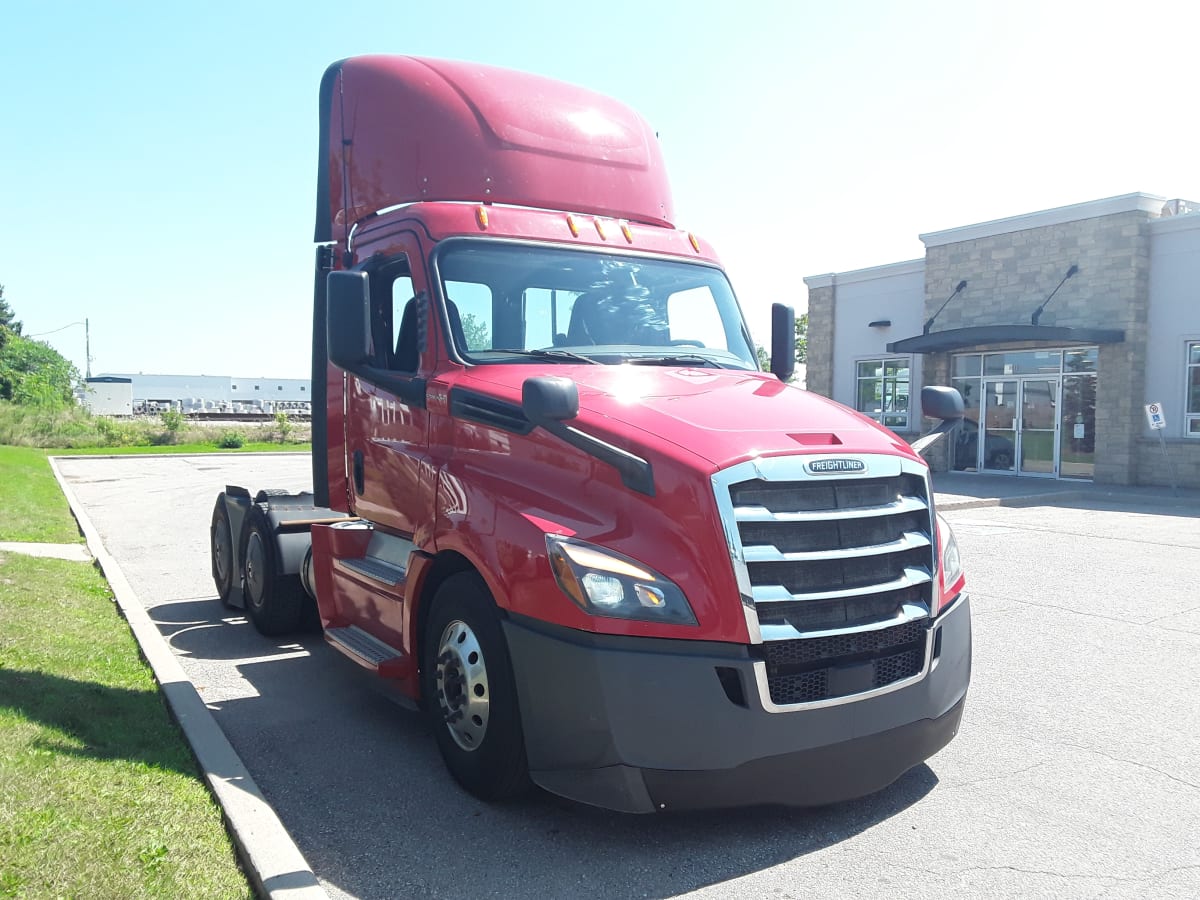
[0,446,82,544]
[0,554,252,898]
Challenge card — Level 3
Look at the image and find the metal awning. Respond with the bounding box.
[886,325,1126,354]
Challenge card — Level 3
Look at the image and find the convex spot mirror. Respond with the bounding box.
[522,376,579,425]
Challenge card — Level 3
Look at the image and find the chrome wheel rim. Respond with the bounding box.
[435,619,490,751]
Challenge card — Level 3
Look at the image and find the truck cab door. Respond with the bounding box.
[344,248,436,545]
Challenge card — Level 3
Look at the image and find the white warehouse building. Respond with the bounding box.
[93,373,312,413]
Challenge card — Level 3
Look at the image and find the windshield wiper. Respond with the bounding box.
[627,354,726,369]
[493,348,601,364]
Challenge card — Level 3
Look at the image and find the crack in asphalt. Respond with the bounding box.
[1089,863,1200,899]
[970,591,1200,637]
[984,729,1199,792]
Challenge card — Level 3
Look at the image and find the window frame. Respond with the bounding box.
[854,355,913,431]
[1186,340,1200,439]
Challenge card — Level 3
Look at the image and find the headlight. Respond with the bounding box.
[546,536,697,625]
[937,514,963,603]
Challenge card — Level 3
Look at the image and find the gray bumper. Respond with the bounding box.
[503,594,971,813]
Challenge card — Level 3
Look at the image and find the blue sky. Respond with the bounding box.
[3,0,1198,379]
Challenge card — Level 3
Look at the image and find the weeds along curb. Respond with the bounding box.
[47,455,329,900]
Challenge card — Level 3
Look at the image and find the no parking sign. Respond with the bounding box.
[1144,403,1167,430]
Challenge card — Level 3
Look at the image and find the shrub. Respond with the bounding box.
[216,430,245,449]
[273,410,293,444]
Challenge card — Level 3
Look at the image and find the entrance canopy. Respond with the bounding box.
[887,325,1126,354]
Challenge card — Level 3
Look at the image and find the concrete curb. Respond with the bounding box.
[48,456,329,900]
[935,490,1087,512]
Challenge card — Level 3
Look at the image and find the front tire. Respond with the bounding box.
[422,572,530,801]
[239,504,305,636]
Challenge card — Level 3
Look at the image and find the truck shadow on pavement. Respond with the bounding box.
[0,668,204,777]
[153,595,943,899]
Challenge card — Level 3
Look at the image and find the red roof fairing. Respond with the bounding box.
[316,56,675,243]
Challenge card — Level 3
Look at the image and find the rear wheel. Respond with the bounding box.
[210,499,235,607]
[239,504,305,636]
[422,572,530,801]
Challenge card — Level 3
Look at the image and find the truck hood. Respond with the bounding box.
[455,365,920,470]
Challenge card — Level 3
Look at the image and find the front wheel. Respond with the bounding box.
[422,572,530,801]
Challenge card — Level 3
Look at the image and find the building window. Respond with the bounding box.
[254,385,260,391]
[300,386,306,392]
[278,385,284,391]
[231,384,238,390]
[856,358,910,429]
[1188,342,1200,437]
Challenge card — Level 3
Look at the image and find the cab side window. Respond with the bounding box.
[390,274,417,372]
[366,258,419,374]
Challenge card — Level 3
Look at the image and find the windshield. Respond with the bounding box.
[435,241,758,369]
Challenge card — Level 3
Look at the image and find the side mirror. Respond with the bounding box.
[921,385,964,421]
[911,386,965,456]
[522,376,579,425]
[327,271,371,371]
[770,303,796,382]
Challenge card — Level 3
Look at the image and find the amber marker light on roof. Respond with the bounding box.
[566,213,580,237]
[620,221,633,243]
[688,232,701,253]
[594,218,607,240]
[475,206,489,229]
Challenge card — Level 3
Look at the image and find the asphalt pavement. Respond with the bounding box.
[52,454,1200,899]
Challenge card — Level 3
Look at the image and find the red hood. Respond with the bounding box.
[454,365,921,470]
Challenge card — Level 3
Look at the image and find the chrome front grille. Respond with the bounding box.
[712,454,937,711]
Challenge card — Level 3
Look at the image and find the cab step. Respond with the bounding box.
[339,556,406,585]
[325,625,412,678]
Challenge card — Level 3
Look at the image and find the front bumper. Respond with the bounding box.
[503,594,971,813]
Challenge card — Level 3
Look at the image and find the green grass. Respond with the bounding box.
[0,446,82,544]
[0,555,251,898]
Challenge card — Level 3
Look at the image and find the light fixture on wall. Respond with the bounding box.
[868,319,892,328]
[1031,264,1079,326]
[923,280,968,334]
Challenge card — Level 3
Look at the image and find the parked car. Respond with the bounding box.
[954,417,1015,470]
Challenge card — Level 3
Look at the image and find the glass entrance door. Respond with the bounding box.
[982,380,1017,472]
[1018,379,1058,476]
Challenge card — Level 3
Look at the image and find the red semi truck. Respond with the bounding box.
[209,55,971,813]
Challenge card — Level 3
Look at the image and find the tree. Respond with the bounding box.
[794,312,808,365]
[0,284,21,353]
[460,312,491,351]
[0,290,79,409]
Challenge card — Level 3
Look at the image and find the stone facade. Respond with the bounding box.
[803,194,1200,488]
[923,208,1155,485]
[805,283,835,398]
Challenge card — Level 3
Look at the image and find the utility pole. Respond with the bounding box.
[85,317,92,379]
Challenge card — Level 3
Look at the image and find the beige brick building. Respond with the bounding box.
[804,193,1200,488]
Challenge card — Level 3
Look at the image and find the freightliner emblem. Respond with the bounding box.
[805,458,867,475]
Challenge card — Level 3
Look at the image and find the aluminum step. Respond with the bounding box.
[339,556,406,586]
[325,625,411,678]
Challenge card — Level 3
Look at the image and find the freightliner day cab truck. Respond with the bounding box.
[209,55,972,813]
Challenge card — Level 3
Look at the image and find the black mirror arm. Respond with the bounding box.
[911,417,962,456]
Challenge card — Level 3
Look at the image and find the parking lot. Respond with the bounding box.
[55,454,1199,899]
